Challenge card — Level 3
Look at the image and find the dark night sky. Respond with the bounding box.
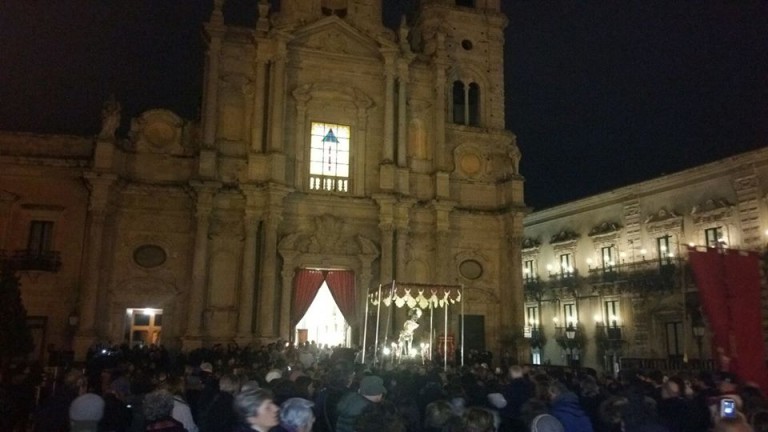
[1,1,766,209]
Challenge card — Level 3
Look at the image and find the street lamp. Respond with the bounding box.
[692,324,705,359]
[565,323,578,368]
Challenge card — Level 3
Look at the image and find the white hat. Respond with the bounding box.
[265,369,282,383]
[200,362,213,373]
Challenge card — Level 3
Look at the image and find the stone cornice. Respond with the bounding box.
[525,146,768,226]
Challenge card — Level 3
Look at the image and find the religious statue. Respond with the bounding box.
[98,95,121,140]
[398,307,422,357]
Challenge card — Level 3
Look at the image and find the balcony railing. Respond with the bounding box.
[0,249,62,273]
[620,357,715,372]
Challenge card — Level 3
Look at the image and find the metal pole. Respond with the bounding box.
[429,303,434,361]
[362,287,370,365]
[374,284,383,367]
[444,300,449,369]
[384,281,396,354]
[461,284,465,367]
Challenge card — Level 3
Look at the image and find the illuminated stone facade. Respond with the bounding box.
[0,0,525,360]
[522,147,768,372]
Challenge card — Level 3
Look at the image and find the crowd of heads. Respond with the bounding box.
[2,340,766,432]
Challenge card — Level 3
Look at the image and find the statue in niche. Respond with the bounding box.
[507,142,521,175]
[99,96,121,140]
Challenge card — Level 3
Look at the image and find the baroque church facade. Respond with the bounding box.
[0,0,526,361]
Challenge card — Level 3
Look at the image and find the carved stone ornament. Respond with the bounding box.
[128,109,185,155]
[644,208,683,235]
[278,214,379,258]
[589,222,622,238]
[522,237,541,252]
[291,17,383,58]
[550,230,580,245]
[691,198,734,225]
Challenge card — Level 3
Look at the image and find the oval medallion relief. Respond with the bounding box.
[459,153,482,176]
[459,259,483,280]
[133,245,167,268]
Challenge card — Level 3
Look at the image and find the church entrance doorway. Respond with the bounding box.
[291,269,357,348]
[295,281,350,347]
[124,308,162,347]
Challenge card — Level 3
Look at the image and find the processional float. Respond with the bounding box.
[362,281,464,369]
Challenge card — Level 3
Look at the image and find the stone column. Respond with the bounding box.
[394,201,413,279]
[434,33,447,171]
[236,203,261,343]
[203,18,224,148]
[183,182,218,347]
[432,200,454,283]
[374,195,396,283]
[280,267,295,340]
[251,59,268,152]
[504,212,526,361]
[396,60,409,168]
[74,173,116,356]
[382,55,396,162]
[268,38,287,153]
[256,187,287,340]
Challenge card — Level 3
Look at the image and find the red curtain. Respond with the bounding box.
[291,269,326,331]
[723,251,767,389]
[689,247,768,389]
[325,270,357,326]
[688,247,730,362]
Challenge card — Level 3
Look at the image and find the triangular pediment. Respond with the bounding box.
[289,16,393,59]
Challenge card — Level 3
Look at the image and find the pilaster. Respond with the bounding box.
[183,181,219,350]
[236,185,263,344]
[268,36,288,153]
[74,172,117,358]
[256,186,289,340]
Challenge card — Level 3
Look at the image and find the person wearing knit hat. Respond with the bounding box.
[69,392,105,432]
[335,375,386,432]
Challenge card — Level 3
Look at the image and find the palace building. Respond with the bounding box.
[522,146,768,373]
[0,0,525,361]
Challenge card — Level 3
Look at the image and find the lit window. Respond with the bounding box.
[601,246,615,271]
[526,306,539,328]
[309,122,350,193]
[657,235,672,265]
[705,227,724,248]
[563,303,576,325]
[523,259,536,282]
[559,253,573,277]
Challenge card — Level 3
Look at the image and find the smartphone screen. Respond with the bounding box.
[721,398,736,418]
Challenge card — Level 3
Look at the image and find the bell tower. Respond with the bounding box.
[412,0,507,130]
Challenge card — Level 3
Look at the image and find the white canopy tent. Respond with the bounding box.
[362,280,465,369]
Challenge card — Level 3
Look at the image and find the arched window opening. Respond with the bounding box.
[456,0,476,7]
[468,83,480,126]
[322,0,348,17]
[453,81,466,124]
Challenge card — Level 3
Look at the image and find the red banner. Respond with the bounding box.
[688,247,767,390]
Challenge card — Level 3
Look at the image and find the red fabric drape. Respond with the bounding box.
[689,247,768,389]
[291,269,326,330]
[688,247,730,362]
[325,270,357,325]
[723,251,767,389]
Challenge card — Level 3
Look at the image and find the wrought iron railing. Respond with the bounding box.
[0,249,62,272]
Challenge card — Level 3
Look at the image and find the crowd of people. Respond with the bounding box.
[1,341,766,432]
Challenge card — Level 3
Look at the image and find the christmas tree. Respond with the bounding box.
[0,269,34,366]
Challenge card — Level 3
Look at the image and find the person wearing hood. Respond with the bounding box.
[547,381,593,432]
